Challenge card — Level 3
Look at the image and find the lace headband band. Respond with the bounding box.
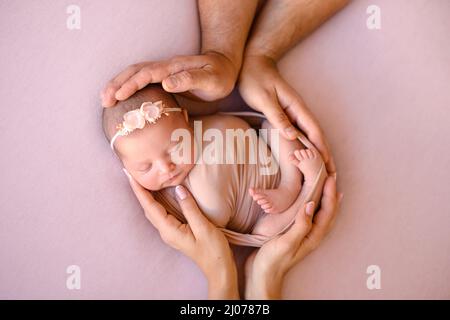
[110,100,182,150]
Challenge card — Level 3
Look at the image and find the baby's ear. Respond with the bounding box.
[182,109,189,122]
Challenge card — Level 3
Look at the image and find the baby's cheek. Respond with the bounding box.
[137,173,161,191]
[182,163,195,176]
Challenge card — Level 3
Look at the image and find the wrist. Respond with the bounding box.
[206,264,239,300]
[243,43,280,63]
[241,53,277,72]
[245,267,285,300]
[201,49,242,78]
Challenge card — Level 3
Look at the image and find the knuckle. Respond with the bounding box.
[135,70,152,84]
[273,110,289,124]
[282,241,296,253]
[260,89,273,101]
[127,78,139,90]
[171,55,185,62]
[170,56,189,69]
[140,65,153,74]
[160,232,174,246]
[107,80,120,89]
[180,203,194,215]
[305,219,313,230]
[129,63,141,72]
[197,223,212,235]
[208,75,226,92]
[307,240,319,251]
[169,59,184,71]
[177,70,193,84]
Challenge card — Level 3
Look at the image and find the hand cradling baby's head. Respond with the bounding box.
[102,84,195,190]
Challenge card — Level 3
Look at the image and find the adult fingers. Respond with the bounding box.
[101,63,145,107]
[162,68,214,94]
[301,176,339,252]
[276,80,336,174]
[278,201,315,247]
[260,94,301,141]
[124,169,181,233]
[103,55,208,105]
[326,192,344,234]
[113,61,176,101]
[174,185,214,237]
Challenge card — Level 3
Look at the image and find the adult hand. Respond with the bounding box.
[123,169,239,299]
[245,176,343,299]
[238,54,336,175]
[101,52,238,107]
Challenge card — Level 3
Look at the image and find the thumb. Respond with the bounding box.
[280,201,315,245]
[174,185,211,234]
[263,100,300,140]
[162,69,211,93]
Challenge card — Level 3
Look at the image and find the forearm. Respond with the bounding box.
[245,0,350,60]
[198,0,259,71]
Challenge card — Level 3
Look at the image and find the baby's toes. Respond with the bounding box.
[249,188,266,201]
[261,203,273,213]
[300,149,309,161]
[294,149,303,161]
[264,206,276,214]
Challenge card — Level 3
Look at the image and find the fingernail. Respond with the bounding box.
[115,90,123,100]
[122,168,131,180]
[332,172,337,181]
[306,201,315,216]
[166,76,178,89]
[284,127,298,139]
[175,185,187,200]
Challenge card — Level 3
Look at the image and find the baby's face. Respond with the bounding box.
[117,111,195,191]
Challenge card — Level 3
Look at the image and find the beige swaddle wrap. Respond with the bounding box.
[154,111,328,247]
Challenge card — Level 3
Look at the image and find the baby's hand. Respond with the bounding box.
[101,52,238,107]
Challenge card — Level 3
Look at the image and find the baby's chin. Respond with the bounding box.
[162,165,193,189]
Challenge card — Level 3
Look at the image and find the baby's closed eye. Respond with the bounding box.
[136,164,152,172]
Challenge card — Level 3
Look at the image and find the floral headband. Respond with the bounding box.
[110,100,182,150]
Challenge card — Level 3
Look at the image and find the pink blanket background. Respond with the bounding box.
[1,0,449,299]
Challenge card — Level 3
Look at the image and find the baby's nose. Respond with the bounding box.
[157,160,175,174]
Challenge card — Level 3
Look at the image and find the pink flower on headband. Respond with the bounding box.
[118,101,164,133]
[141,101,164,123]
[122,110,145,131]
[110,100,182,150]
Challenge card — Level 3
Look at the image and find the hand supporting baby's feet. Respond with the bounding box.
[249,148,323,214]
[249,186,299,214]
[288,148,323,186]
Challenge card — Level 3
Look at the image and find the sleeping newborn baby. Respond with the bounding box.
[102,85,326,246]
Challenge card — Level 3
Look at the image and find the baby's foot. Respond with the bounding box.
[249,185,299,214]
[289,149,323,185]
